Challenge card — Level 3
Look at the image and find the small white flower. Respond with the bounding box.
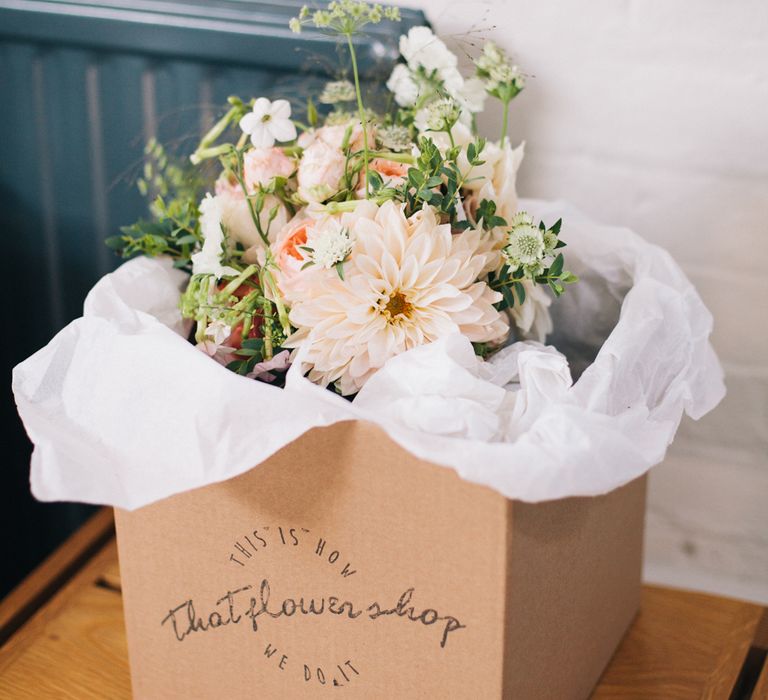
[386,63,420,107]
[204,319,232,345]
[504,223,545,268]
[239,98,297,148]
[309,221,353,269]
[191,194,239,279]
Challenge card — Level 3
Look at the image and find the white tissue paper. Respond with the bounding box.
[12,200,725,509]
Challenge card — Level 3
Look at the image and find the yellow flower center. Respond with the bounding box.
[383,291,413,322]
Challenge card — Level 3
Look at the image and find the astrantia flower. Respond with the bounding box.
[475,41,525,97]
[377,124,412,151]
[239,98,297,149]
[504,223,545,270]
[319,80,356,104]
[424,97,461,131]
[191,194,238,279]
[284,201,508,394]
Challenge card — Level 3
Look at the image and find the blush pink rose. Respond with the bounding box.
[297,140,347,203]
[243,147,295,191]
[215,174,288,250]
[298,121,374,152]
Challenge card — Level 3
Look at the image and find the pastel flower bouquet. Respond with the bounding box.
[108,3,575,396]
[14,0,723,510]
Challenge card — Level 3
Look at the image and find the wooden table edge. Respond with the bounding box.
[0,507,114,647]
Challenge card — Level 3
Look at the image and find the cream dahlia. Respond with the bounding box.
[284,201,508,394]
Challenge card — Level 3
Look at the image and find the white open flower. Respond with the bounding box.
[400,26,457,74]
[239,98,297,148]
[191,194,238,279]
[285,201,508,394]
[386,63,420,107]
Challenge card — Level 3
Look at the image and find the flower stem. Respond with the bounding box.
[346,33,370,199]
[370,151,416,164]
[500,97,511,144]
[190,143,232,166]
[262,262,291,336]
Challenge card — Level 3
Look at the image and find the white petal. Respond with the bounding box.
[269,119,297,143]
[250,126,275,149]
[270,99,292,120]
[239,112,258,134]
[252,97,271,119]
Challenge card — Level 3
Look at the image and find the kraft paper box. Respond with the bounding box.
[115,421,646,699]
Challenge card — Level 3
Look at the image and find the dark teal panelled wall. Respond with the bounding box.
[0,0,426,597]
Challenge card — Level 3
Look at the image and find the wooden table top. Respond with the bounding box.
[0,510,766,699]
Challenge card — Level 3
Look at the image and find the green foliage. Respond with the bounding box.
[475,199,507,230]
[105,140,205,269]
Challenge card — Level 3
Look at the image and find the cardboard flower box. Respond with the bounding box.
[115,421,646,699]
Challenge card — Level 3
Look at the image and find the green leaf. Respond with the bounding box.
[367,170,384,193]
[514,281,526,304]
[549,253,564,277]
[307,97,318,127]
[335,261,345,280]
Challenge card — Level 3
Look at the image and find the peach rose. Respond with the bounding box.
[243,147,295,190]
[269,217,315,298]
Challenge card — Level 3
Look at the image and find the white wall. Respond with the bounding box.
[393,0,768,603]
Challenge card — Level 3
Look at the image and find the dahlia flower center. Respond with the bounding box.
[383,291,413,322]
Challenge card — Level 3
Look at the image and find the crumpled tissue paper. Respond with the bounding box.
[12,199,725,509]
